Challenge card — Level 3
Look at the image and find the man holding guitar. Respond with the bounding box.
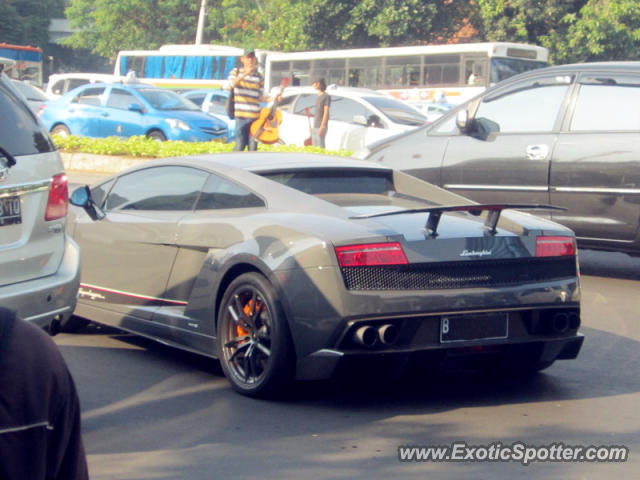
[227,49,282,151]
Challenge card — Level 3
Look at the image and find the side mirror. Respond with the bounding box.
[70,185,106,221]
[70,185,90,207]
[128,103,143,113]
[456,110,470,133]
[352,114,368,126]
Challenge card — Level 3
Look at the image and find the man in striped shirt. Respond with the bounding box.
[228,49,266,151]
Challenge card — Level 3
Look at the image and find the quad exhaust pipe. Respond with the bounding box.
[352,324,399,348]
[549,311,581,334]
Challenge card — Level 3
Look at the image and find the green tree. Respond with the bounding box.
[476,0,588,44]
[64,0,212,59]
[558,0,640,63]
[209,0,478,51]
[0,0,65,48]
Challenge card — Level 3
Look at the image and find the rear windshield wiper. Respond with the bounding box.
[0,146,17,168]
[351,203,566,237]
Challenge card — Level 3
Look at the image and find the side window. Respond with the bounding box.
[90,179,115,208]
[292,94,315,116]
[68,79,90,91]
[474,75,573,133]
[106,88,139,110]
[196,174,264,210]
[72,87,105,106]
[105,166,208,211]
[186,93,206,107]
[570,75,640,131]
[0,77,55,155]
[50,80,65,96]
[330,96,368,124]
[277,94,296,113]
[208,94,227,115]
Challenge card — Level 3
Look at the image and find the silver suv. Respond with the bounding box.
[0,69,81,332]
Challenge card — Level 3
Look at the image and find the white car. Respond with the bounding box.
[45,72,122,100]
[276,85,427,152]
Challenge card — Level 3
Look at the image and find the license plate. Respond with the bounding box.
[0,196,21,226]
[440,312,508,343]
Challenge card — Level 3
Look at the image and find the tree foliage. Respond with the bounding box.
[0,0,65,48]
[63,0,207,59]
[559,0,640,63]
[59,0,640,63]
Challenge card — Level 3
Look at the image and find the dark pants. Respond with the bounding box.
[234,117,258,151]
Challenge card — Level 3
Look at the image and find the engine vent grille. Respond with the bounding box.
[340,257,576,291]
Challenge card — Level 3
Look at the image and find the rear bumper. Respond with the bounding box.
[0,235,81,328]
[295,334,584,381]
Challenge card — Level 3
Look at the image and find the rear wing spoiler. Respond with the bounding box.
[351,203,566,237]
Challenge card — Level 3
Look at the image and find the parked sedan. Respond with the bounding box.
[68,153,583,397]
[277,86,427,151]
[363,62,640,256]
[39,82,228,142]
[180,89,235,141]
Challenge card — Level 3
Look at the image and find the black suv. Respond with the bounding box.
[363,62,640,256]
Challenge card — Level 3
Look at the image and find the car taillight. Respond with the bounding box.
[45,173,69,221]
[335,242,408,267]
[536,236,575,257]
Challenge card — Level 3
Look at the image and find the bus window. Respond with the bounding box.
[348,57,382,89]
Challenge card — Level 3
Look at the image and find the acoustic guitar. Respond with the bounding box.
[250,77,290,144]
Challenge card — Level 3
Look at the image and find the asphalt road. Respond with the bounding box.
[53,248,640,480]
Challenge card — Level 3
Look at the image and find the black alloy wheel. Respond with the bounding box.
[217,273,293,397]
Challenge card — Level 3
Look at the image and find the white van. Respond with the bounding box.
[45,73,121,100]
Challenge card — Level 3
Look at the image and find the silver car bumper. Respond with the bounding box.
[0,235,81,328]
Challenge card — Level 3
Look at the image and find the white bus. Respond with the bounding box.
[114,44,271,90]
[264,42,549,104]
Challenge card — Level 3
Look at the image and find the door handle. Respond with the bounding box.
[526,144,549,160]
[101,113,109,117]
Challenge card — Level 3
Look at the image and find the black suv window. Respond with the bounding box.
[570,75,640,131]
[105,166,209,211]
[0,75,55,155]
[475,75,573,133]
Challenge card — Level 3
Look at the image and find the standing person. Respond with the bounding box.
[227,49,264,151]
[0,307,90,480]
[312,78,330,148]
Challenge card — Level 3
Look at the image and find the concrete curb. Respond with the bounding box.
[60,152,153,174]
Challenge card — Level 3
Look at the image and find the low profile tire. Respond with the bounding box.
[217,272,294,398]
[146,130,167,142]
[51,124,71,137]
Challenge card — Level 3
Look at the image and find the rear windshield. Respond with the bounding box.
[260,169,394,195]
[0,74,55,155]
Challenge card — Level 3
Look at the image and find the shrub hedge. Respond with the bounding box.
[52,135,352,158]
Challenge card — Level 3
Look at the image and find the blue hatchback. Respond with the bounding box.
[39,82,228,142]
